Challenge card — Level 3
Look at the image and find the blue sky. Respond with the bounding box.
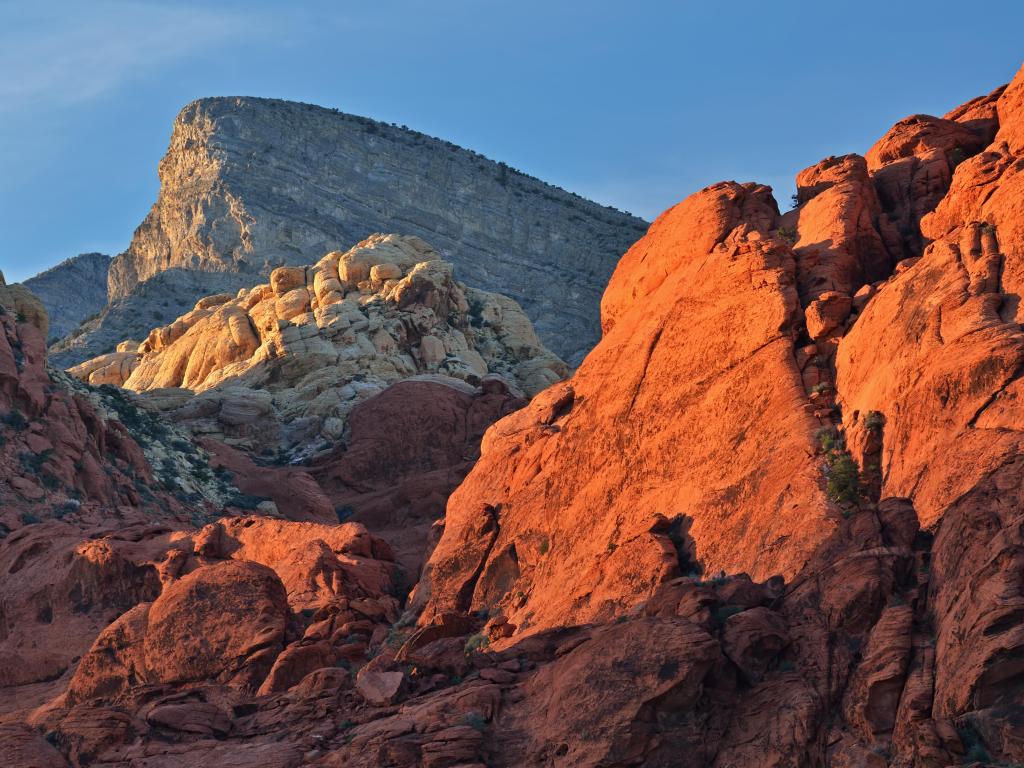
[1,0,1022,282]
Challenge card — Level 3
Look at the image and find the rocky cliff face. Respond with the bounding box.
[22,253,110,342]
[4,67,1024,768]
[57,97,647,367]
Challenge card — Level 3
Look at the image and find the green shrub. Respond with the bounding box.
[539,536,549,556]
[20,449,52,475]
[776,225,798,244]
[225,492,271,510]
[53,500,80,518]
[957,722,990,764]
[864,410,885,431]
[464,633,489,654]
[815,428,839,453]
[2,409,28,429]
[826,453,860,505]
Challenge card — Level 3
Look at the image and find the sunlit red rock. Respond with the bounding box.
[421,181,834,635]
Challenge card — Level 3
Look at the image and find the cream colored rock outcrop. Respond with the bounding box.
[70,235,566,458]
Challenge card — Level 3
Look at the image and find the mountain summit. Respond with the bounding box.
[52,97,646,368]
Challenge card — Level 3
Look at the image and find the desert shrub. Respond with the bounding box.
[53,499,80,518]
[776,225,798,244]
[815,428,838,453]
[2,409,28,429]
[20,449,52,475]
[826,453,860,505]
[864,410,885,431]
[464,633,489,654]
[957,723,990,764]
[712,605,743,628]
[538,536,550,556]
[462,711,488,732]
[816,428,862,506]
[225,492,271,510]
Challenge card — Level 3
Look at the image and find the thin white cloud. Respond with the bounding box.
[0,1,275,111]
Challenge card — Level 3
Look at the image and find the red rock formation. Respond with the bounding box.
[421,181,834,635]
[309,377,525,571]
[7,64,1024,768]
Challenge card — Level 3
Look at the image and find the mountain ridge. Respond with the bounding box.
[54,95,647,368]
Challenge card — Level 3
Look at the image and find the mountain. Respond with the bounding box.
[22,253,109,342]
[3,65,1024,768]
[53,97,647,368]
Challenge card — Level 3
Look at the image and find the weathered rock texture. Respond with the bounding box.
[69,234,565,461]
[57,96,647,367]
[420,181,836,634]
[22,253,110,342]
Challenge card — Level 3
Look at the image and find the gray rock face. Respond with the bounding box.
[83,97,646,367]
[23,253,110,341]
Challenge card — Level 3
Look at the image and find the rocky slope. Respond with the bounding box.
[69,234,565,461]
[67,233,563,571]
[54,97,647,367]
[22,253,110,342]
[4,66,1024,768]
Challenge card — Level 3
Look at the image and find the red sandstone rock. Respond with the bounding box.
[309,378,524,573]
[355,668,405,706]
[421,181,834,636]
[788,153,897,299]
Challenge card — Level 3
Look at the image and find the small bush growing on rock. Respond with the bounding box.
[335,505,354,522]
[225,492,271,510]
[538,536,550,555]
[810,382,831,395]
[19,512,40,525]
[53,499,80,518]
[712,605,743,628]
[2,409,28,429]
[980,222,996,235]
[816,428,862,506]
[815,428,838,453]
[776,225,798,244]
[957,723,991,764]
[20,449,52,475]
[390,567,410,603]
[462,712,488,732]
[826,453,860,505]
[864,410,885,431]
[464,633,489,654]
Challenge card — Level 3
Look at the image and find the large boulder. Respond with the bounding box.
[68,560,289,702]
